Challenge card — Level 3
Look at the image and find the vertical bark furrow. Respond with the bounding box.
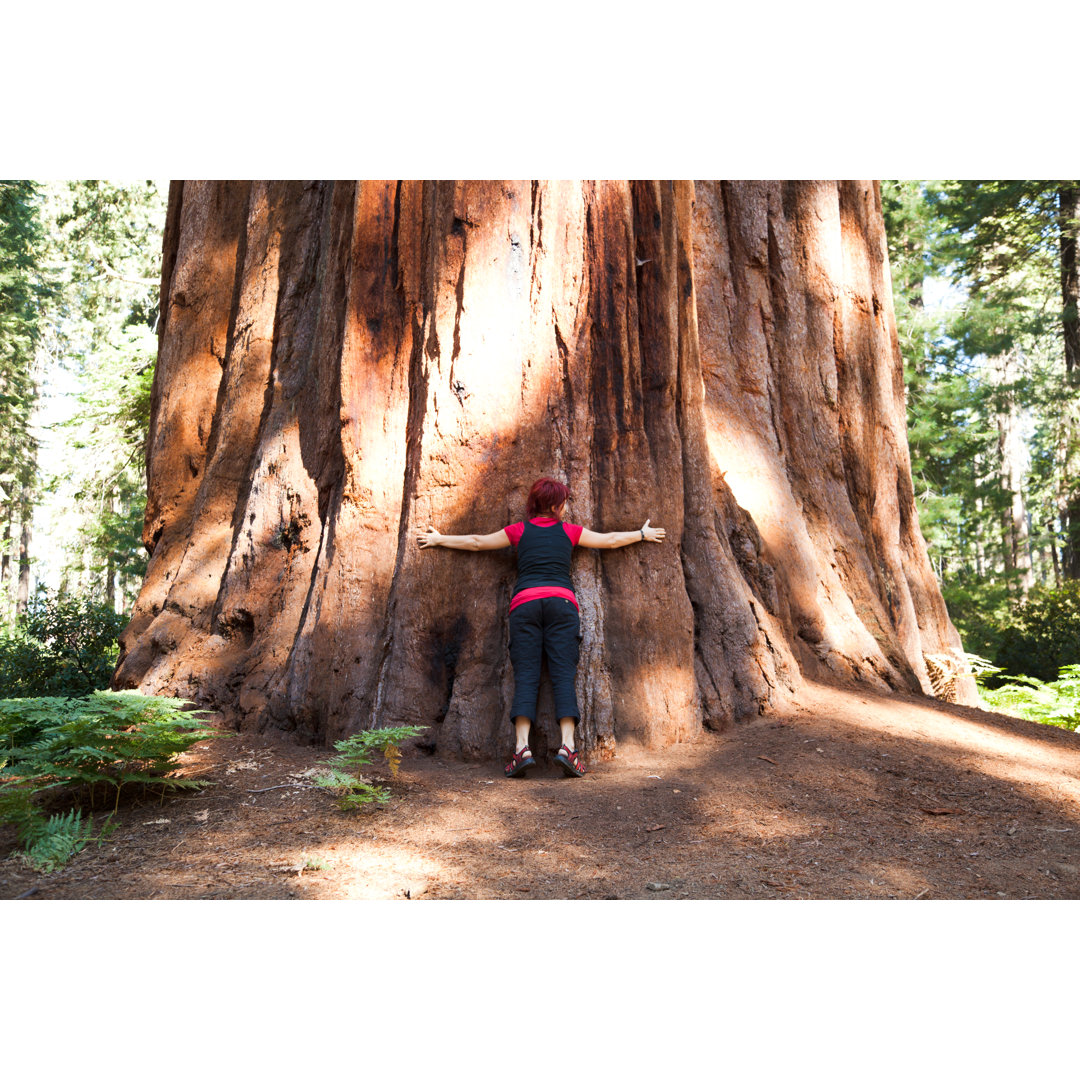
[154,181,185,369]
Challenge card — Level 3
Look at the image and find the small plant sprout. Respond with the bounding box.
[314,724,426,811]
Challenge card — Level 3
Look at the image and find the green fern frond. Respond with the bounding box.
[0,691,226,865]
[314,723,425,812]
[314,768,359,790]
[980,663,1080,730]
[335,782,391,810]
[18,808,93,873]
[0,783,39,831]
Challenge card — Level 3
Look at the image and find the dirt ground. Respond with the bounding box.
[3,679,1080,901]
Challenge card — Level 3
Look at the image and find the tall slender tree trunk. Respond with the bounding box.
[0,498,11,624]
[973,451,987,579]
[1,501,10,586]
[106,489,117,611]
[1058,184,1080,577]
[1044,517,1062,586]
[1060,184,1080,378]
[991,351,1033,595]
[16,481,31,616]
[114,180,978,758]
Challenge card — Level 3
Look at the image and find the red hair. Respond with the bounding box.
[526,477,570,519]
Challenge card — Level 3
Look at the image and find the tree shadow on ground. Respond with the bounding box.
[4,683,1077,900]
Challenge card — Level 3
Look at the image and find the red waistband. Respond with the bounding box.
[509,586,579,612]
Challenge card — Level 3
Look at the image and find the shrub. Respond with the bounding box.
[315,725,427,810]
[942,578,1013,666]
[0,587,127,697]
[977,663,1080,732]
[0,690,224,870]
[993,581,1080,683]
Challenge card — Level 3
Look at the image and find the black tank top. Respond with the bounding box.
[513,520,575,598]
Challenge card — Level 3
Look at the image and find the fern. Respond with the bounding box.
[0,783,39,834]
[976,662,1080,731]
[18,808,93,873]
[384,743,403,779]
[315,724,425,811]
[1,690,226,870]
[2,691,222,790]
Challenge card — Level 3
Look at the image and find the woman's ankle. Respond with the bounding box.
[558,718,576,751]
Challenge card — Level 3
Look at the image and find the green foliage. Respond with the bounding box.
[934,182,1061,316]
[16,807,94,873]
[883,179,1080,684]
[0,586,126,697]
[882,181,1001,584]
[315,724,427,811]
[0,690,220,794]
[0,181,52,622]
[977,663,1080,732]
[881,180,945,367]
[314,766,391,809]
[32,180,166,608]
[992,581,1080,683]
[40,181,165,364]
[53,321,155,598]
[0,180,52,483]
[941,578,1014,665]
[0,690,223,870]
[0,782,38,833]
[930,182,1078,575]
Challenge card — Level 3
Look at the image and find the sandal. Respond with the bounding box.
[505,746,537,778]
[553,744,586,777]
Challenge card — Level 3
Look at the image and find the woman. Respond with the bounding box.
[417,477,665,778]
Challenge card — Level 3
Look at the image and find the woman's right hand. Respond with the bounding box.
[417,526,442,548]
[641,519,665,543]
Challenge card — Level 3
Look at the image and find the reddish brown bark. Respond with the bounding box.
[114,180,977,761]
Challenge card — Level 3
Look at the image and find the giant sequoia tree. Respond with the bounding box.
[113,180,977,760]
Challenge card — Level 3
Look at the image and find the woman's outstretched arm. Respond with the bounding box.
[578,519,665,549]
[416,526,511,551]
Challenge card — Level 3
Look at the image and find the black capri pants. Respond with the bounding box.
[508,597,581,722]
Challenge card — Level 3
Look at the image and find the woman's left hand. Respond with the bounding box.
[641,519,665,543]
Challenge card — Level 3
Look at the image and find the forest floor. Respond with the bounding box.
[3,679,1080,901]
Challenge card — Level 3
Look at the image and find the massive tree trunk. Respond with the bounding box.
[113,180,978,761]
